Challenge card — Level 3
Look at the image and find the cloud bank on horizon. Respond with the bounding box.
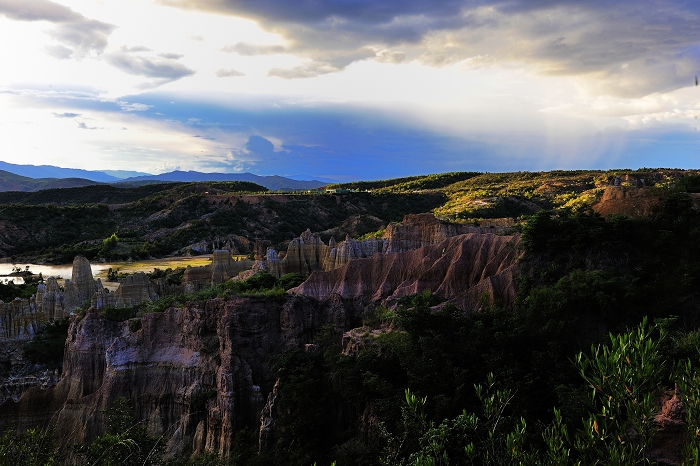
[0,0,699,180]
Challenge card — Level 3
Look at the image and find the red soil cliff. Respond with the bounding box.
[291,232,522,311]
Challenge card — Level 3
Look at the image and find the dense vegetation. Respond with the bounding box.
[237,190,700,465]
[0,181,267,205]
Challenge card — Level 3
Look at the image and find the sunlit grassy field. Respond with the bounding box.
[95,255,215,290]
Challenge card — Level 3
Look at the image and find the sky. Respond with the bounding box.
[0,0,699,181]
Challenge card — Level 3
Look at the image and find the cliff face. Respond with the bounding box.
[183,251,254,291]
[93,273,160,308]
[593,186,663,217]
[242,213,513,280]
[280,229,331,275]
[384,213,473,253]
[291,233,522,311]
[1,294,360,459]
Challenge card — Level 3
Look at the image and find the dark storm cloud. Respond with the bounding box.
[0,0,116,58]
[158,0,700,95]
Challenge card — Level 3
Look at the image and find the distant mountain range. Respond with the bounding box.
[120,171,327,191]
[0,162,329,192]
[0,162,143,182]
[0,170,101,192]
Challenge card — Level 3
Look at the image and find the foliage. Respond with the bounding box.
[23,317,70,367]
[390,376,538,466]
[103,233,119,248]
[370,319,696,465]
[276,272,307,290]
[573,318,665,464]
[147,267,186,285]
[0,280,38,301]
[356,229,386,241]
[0,424,60,466]
[74,397,165,466]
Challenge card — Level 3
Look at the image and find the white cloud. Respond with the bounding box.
[118,102,152,112]
[105,49,195,85]
[221,42,285,56]
[215,68,245,77]
[0,0,116,58]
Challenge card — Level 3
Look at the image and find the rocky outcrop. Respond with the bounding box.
[64,256,98,309]
[0,294,360,460]
[322,235,386,271]
[281,229,331,274]
[649,390,686,465]
[244,214,517,279]
[182,235,252,256]
[183,265,214,293]
[384,213,467,253]
[186,214,516,283]
[0,370,59,404]
[183,251,254,291]
[291,233,522,311]
[593,186,663,217]
[93,273,161,309]
[36,277,66,322]
[0,298,44,342]
[211,250,253,284]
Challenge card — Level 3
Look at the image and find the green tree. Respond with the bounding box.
[574,318,665,464]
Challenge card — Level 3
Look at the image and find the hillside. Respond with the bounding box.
[0,181,444,262]
[0,170,101,192]
[0,168,698,263]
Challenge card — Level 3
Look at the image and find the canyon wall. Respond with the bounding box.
[0,214,525,461]
[0,294,360,460]
[243,213,516,280]
[593,186,663,217]
[291,232,522,312]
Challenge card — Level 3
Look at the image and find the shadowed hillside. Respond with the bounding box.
[0,170,101,192]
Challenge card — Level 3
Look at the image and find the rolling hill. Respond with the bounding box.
[0,170,101,192]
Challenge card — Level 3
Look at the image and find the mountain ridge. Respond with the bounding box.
[119,170,328,191]
[0,170,101,192]
[0,163,330,192]
[0,162,120,182]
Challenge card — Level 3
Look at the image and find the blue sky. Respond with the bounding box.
[0,0,699,181]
